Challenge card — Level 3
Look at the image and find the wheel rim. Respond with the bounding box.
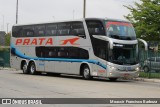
[144,67,148,72]
[30,64,35,74]
[84,68,90,79]
[23,64,27,73]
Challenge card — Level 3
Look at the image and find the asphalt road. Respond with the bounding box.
[0,69,160,107]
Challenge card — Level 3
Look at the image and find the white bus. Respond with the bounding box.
[11,18,147,81]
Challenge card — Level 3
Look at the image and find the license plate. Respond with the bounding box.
[124,74,129,76]
[127,67,132,71]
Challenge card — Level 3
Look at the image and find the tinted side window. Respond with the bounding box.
[22,26,34,37]
[70,22,85,37]
[156,58,160,62]
[12,26,23,37]
[35,47,45,57]
[57,23,71,36]
[35,25,45,36]
[86,21,105,35]
[57,47,68,58]
[45,47,58,58]
[36,47,89,59]
[149,58,155,61]
[46,24,57,36]
[78,48,89,59]
[68,47,89,59]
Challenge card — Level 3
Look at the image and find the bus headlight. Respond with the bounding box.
[135,67,139,71]
[110,66,115,70]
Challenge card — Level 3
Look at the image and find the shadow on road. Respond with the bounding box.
[15,72,133,83]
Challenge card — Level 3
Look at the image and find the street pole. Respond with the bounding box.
[16,0,18,24]
[7,23,9,34]
[83,0,86,18]
[73,10,75,19]
[1,15,4,31]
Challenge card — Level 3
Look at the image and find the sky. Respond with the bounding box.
[0,0,140,32]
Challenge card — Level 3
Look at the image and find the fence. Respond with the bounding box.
[0,48,10,67]
[139,48,160,79]
[0,47,160,79]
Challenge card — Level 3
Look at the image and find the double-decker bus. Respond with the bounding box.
[11,18,147,81]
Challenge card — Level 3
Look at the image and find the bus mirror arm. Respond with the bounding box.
[77,35,86,38]
[137,38,148,51]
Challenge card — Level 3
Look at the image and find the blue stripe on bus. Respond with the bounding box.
[11,45,107,69]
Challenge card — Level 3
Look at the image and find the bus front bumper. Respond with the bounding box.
[107,71,139,79]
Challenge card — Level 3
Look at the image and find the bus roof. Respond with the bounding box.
[13,18,130,27]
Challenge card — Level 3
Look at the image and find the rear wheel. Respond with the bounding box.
[143,66,149,72]
[109,78,117,81]
[82,65,92,80]
[29,62,37,75]
[22,62,29,74]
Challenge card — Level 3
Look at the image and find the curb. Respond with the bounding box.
[0,67,16,71]
[134,78,160,83]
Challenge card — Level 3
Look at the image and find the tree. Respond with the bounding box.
[124,0,160,41]
[5,33,11,46]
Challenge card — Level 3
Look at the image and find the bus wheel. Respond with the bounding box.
[29,62,37,75]
[82,65,92,80]
[109,78,117,81]
[22,62,29,74]
[143,66,149,72]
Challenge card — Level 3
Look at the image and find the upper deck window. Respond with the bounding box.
[23,26,35,37]
[35,25,45,36]
[86,21,105,36]
[106,21,136,40]
[57,23,71,36]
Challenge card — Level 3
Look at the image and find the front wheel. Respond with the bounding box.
[29,62,37,75]
[143,66,149,72]
[82,65,92,80]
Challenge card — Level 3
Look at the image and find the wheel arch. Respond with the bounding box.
[20,60,28,70]
[28,60,37,68]
[80,62,92,75]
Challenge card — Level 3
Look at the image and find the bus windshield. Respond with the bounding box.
[106,21,136,40]
[109,44,138,65]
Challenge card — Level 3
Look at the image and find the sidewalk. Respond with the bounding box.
[134,78,160,83]
[0,67,15,71]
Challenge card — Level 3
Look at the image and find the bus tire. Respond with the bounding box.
[143,66,149,72]
[109,78,117,81]
[22,62,29,74]
[82,65,92,80]
[29,62,37,75]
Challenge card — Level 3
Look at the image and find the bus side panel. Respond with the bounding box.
[45,61,55,72]
[67,62,81,75]
[90,61,107,77]
[54,62,67,73]
[10,56,21,70]
[10,45,29,70]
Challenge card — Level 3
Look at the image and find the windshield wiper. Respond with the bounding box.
[110,34,120,39]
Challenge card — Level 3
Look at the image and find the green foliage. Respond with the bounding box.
[139,72,160,78]
[124,0,160,41]
[5,33,11,46]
